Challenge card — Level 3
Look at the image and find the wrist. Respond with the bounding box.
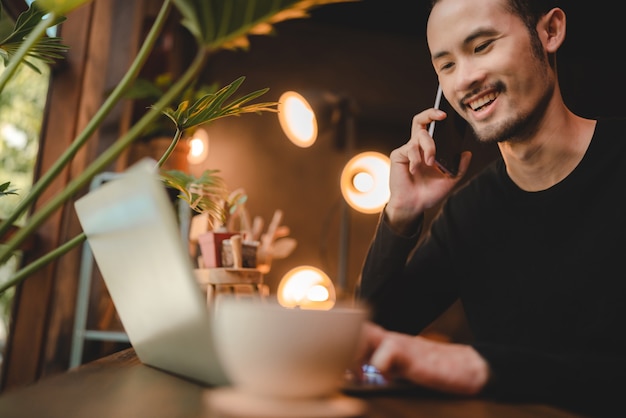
[383,205,423,236]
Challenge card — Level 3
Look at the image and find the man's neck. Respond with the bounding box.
[498,110,596,192]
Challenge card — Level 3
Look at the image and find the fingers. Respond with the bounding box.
[355,322,386,363]
[366,329,413,377]
[351,322,388,381]
[368,338,401,375]
[404,110,473,180]
[404,109,447,174]
[411,108,446,137]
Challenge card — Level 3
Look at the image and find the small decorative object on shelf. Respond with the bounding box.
[221,238,258,268]
[194,235,265,306]
[197,230,236,268]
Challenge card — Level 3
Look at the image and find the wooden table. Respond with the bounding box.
[0,348,585,418]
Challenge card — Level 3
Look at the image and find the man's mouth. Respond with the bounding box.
[467,92,499,111]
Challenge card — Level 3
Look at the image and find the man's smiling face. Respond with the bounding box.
[427,0,555,144]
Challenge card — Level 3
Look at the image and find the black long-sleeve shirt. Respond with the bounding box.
[358,118,626,416]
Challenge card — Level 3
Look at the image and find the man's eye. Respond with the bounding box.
[475,40,494,53]
[440,62,454,72]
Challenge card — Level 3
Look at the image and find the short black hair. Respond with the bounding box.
[430,0,561,32]
[429,0,561,60]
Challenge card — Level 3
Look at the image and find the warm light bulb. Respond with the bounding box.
[189,138,204,157]
[307,284,330,302]
[341,152,390,214]
[187,128,209,164]
[352,171,374,193]
[278,91,318,148]
[277,266,336,310]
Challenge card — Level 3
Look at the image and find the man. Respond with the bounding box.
[356,0,626,415]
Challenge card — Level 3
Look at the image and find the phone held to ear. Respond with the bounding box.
[427,84,468,176]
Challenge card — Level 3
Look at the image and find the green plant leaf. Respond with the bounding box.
[123,72,220,138]
[0,181,18,197]
[160,76,278,132]
[171,0,358,50]
[161,169,229,223]
[0,1,69,72]
[226,190,247,216]
[0,3,15,40]
[122,77,165,100]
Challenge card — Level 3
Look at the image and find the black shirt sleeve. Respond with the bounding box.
[357,210,459,335]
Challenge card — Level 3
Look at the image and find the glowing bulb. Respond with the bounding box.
[352,171,374,193]
[340,152,390,214]
[190,138,204,156]
[277,266,336,310]
[307,285,330,302]
[187,128,209,164]
[278,92,318,148]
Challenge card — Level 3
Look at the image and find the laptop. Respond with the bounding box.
[74,158,230,386]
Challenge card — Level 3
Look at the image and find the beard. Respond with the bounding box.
[471,106,543,144]
[470,55,553,145]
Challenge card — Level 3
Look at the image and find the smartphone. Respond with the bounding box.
[427,84,468,176]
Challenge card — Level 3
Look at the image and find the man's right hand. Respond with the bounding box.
[384,108,472,235]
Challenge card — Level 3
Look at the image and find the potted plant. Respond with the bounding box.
[0,0,354,295]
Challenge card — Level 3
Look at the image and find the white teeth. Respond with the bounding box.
[469,92,498,111]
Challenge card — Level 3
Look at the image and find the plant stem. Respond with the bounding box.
[0,12,55,93]
[0,0,173,239]
[0,233,87,294]
[157,128,184,168]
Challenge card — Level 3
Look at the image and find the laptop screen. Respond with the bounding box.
[74,159,229,386]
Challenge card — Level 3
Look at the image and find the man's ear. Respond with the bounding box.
[539,8,566,53]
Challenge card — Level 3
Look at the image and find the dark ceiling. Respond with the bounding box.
[309,0,431,38]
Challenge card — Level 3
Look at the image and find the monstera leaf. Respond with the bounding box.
[172,0,356,50]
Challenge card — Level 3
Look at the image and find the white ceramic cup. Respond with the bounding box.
[212,298,368,399]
